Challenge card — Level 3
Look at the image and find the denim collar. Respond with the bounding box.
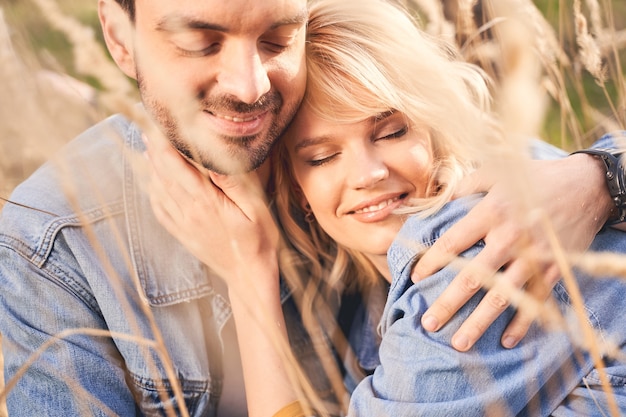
[120,116,292,307]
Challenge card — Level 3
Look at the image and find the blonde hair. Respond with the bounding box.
[273,0,503,291]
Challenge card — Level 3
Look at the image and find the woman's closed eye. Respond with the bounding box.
[374,125,409,142]
[307,152,340,167]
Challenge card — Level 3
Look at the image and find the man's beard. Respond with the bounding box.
[137,74,296,174]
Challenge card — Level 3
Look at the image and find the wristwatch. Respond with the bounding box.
[571,148,626,224]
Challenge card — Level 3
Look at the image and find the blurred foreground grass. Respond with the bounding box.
[0,0,108,198]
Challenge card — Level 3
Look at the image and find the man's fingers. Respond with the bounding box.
[447,259,533,351]
[446,257,555,351]
[501,263,558,348]
[420,240,521,345]
[420,260,491,333]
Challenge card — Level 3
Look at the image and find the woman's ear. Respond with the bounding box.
[292,185,308,211]
[98,0,137,79]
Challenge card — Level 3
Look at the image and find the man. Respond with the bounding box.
[0,0,621,415]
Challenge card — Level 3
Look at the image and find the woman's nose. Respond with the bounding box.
[347,150,389,189]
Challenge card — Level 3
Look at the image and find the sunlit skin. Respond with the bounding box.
[131,0,308,174]
[285,105,434,280]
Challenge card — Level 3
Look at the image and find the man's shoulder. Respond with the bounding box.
[0,114,139,256]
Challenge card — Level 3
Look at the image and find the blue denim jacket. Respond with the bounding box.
[348,132,626,416]
[0,114,333,416]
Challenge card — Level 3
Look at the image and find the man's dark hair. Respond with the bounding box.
[115,0,135,20]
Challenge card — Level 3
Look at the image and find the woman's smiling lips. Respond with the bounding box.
[203,109,270,137]
[345,193,408,223]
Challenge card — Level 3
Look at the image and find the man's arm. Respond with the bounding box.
[349,198,626,417]
[412,132,626,352]
[0,243,137,416]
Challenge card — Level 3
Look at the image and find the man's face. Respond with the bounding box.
[132,0,307,174]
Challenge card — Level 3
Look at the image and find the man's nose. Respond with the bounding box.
[217,42,271,104]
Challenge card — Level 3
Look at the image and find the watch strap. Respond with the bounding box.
[571,148,626,224]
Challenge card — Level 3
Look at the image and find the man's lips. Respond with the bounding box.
[203,110,269,136]
[210,111,264,123]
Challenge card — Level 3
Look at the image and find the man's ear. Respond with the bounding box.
[98,0,137,79]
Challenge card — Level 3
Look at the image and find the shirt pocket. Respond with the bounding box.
[128,371,215,417]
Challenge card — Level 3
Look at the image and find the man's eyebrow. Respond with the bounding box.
[155,15,228,32]
[270,9,308,30]
[156,9,308,33]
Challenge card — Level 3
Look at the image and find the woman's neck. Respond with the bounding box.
[367,254,392,284]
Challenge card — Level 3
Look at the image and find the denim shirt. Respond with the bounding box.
[348,132,626,416]
[0,114,333,416]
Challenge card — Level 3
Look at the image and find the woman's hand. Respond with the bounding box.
[412,153,614,351]
[144,133,280,292]
[144,134,299,416]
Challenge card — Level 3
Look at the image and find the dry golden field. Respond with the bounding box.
[0,0,625,416]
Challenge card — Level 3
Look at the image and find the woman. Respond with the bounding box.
[146,0,626,415]
[273,1,626,416]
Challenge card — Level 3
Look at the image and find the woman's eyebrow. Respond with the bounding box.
[373,110,396,122]
[293,135,333,153]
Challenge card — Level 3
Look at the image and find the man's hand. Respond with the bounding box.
[412,153,614,351]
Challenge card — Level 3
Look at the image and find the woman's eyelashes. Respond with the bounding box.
[307,152,338,167]
[305,125,409,167]
[374,124,408,142]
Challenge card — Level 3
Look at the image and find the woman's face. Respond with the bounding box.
[285,104,433,276]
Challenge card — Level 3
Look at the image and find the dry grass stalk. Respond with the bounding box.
[571,251,626,278]
[0,5,100,200]
[30,0,135,112]
[409,0,455,39]
[457,0,478,37]
[574,0,607,84]
[540,213,621,416]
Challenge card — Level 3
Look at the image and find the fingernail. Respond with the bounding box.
[422,315,439,331]
[452,334,470,351]
[142,134,150,146]
[502,335,518,349]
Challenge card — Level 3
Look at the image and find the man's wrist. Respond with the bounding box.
[571,148,626,225]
